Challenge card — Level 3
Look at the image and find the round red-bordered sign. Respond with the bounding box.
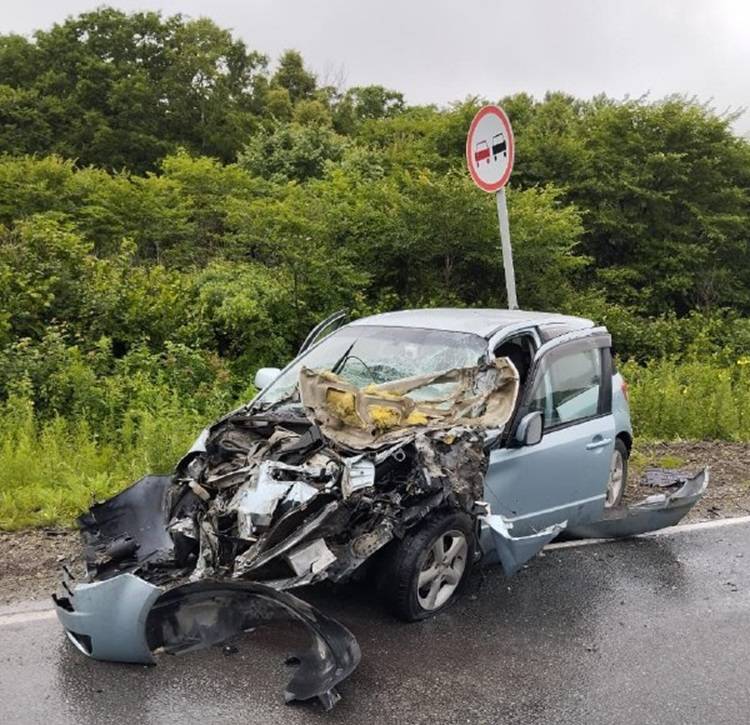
[465,105,515,192]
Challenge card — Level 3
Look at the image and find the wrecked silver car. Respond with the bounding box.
[54,308,708,708]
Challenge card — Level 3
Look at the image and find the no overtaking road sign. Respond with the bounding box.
[465,105,515,193]
[466,104,517,308]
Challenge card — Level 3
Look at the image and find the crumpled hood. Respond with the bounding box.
[298,358,519,448]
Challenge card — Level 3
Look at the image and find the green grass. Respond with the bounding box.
[628,449,649,476]
[626,449,686,481]
[0,394,220,530]
[655,454,686,469]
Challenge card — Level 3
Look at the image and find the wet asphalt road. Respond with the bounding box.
[1,521,749,725]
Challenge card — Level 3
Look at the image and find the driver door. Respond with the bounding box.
[484,328,615,536]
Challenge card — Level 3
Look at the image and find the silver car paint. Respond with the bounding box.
[483,515,568,575]
[55,573,161,663]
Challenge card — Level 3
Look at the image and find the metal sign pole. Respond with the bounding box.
[495,187,518,309]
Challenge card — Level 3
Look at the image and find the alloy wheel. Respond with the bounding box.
[416,530,468,611]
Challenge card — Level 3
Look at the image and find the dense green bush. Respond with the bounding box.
[0,329,237,426]
[568,298,750,362]
[0,335,243,529]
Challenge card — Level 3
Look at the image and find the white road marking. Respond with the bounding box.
[0,608,58,626]
[1,515,749,626]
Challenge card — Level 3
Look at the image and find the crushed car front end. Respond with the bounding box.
[55,322,524,708]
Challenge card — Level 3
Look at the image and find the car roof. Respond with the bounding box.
[349,308,594,338]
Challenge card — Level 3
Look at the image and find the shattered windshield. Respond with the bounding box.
[255,325,487,407]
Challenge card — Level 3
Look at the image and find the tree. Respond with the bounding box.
[264,87,293,121]
[271,50,316,103]
[333,171,586,310]
[0,214,92,342]
[182,260,292,372]
[499,93,750,315]
[229,183,370,344]
[293,99,332,127]
[0,9,268,171]
[346,85,404,120]
[238,122,346,183]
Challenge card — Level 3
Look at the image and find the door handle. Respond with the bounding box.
[586,437,612,450]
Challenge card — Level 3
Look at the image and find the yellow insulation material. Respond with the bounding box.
[405,410,429,426]
[367,405,402,429]
[325,389,362,427]
[362,384,404,400]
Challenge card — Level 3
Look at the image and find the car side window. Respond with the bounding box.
[527,347,602,430]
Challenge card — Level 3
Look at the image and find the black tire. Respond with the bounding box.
[380,511,476,622]
[606,438,629,508]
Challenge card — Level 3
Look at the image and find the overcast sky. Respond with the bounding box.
[3,0,749,135]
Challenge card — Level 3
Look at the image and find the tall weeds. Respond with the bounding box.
[621,356,750,440]
[0,392,230,529]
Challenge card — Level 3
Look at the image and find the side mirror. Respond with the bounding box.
[515,411,543,447]
[254,367,281,391]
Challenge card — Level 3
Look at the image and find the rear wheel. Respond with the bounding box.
[605,438,629,508]
[381,512,475,621]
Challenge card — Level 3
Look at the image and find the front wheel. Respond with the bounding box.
[380,512,475,621]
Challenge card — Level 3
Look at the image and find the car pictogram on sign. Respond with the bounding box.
[466,105,515,193]
[474,140,490,167]
[492,132,507,160]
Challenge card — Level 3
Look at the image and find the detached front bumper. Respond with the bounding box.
[53,573,361,710]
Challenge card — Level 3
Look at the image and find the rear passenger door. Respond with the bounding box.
[484,328,615,535]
